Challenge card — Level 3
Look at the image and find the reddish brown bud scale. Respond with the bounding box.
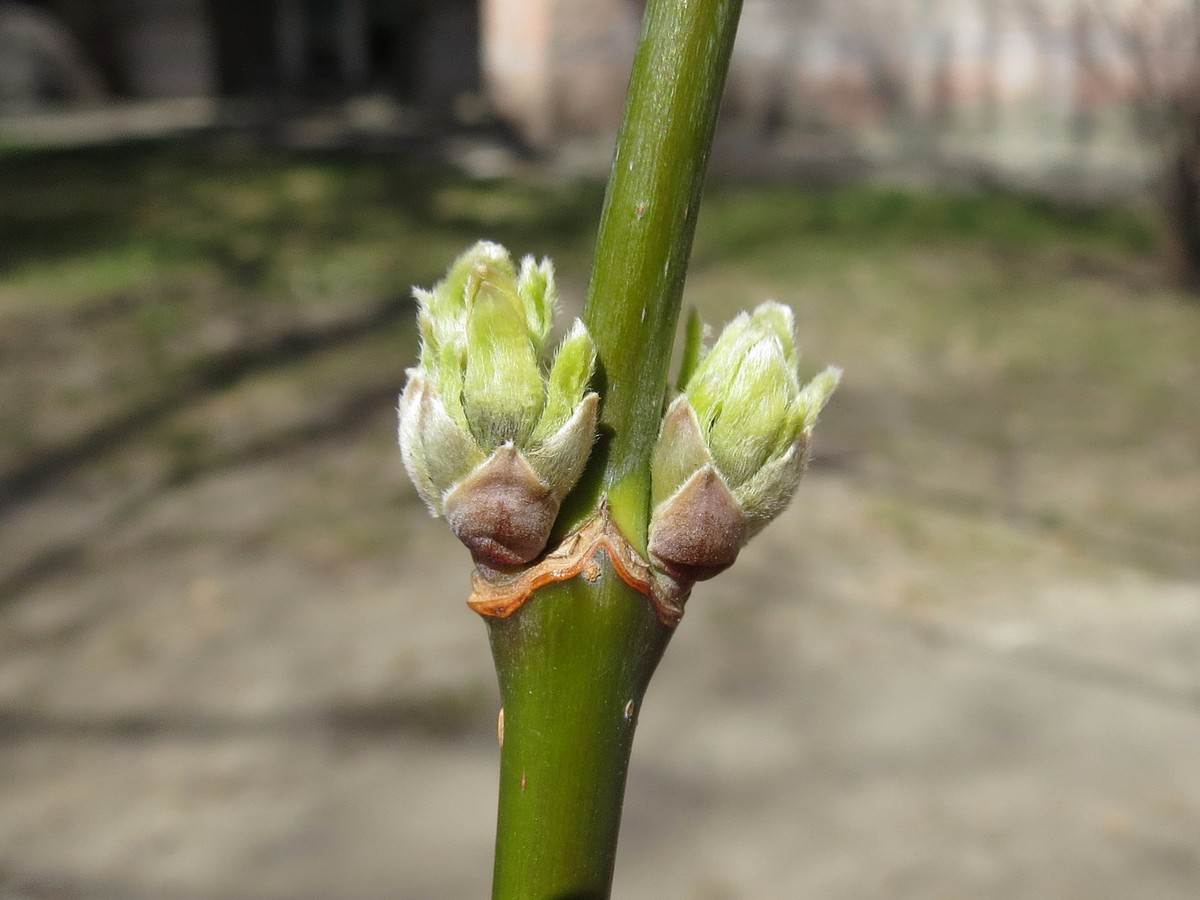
[647,465,747,583]
[444,445,558,569]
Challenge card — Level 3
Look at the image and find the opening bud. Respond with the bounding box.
[649,301,840,598]
[399,242,599,569]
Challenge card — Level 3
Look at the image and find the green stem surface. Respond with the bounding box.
[487,1,743,897]
[573,0,745,552]
[489,566,673,899]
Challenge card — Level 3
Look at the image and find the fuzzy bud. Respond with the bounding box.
[399,242,599,569]
[649,301,840,591]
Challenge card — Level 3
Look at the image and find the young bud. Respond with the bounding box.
[649,301,840,594]
[398,242,599,569]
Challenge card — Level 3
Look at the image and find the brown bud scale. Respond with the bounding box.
[648,466,748,584]
[445,445,557,568]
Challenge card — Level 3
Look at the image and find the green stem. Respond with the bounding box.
[570,0,745,553]
[489,571,673,900]
[487,1,743,898]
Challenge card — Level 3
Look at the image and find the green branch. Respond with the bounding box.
[569,0,745,554]
[484,2,744,898]
[488,575,671,900]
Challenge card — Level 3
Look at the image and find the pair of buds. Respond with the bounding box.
[398,242,839,610]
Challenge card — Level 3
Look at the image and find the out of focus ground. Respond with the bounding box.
[0,141,1198,899]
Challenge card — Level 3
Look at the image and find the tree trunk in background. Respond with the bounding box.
[1164,86,1200,293]
[1162,1,1200,294]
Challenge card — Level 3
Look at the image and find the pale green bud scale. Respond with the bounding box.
[430,335,469,430]
[650,397,716,511]
[398,371,438,509]
[796,365,841,430]
[705,337,795,486]
[462,282,545,446]
[676,307,708,392]
[525,393,599,504]
[418,385,485,501]
[516,255,556,346]
[533,320,595,443]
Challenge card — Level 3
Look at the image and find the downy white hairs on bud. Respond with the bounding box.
[399,241,599,570]
[648,302,840,603]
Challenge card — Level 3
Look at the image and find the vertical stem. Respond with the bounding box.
[488,1,743,898]
[572,0,745,552]
[489,572,673,900]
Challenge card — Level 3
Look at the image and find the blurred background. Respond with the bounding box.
[1,1,1198,898]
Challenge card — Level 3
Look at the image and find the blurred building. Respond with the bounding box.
[0,0,480,118]
[2,0,1197,189]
